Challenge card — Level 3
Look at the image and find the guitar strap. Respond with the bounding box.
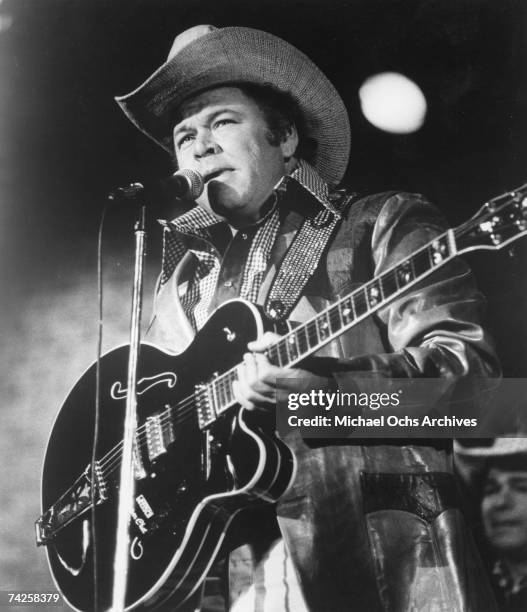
[264,189,356,322]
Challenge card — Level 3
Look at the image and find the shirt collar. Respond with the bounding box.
[159,160,338,235]
[493,559,527,597]
[289,159,337,213]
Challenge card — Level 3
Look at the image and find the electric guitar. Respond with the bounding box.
[36,185,527,611]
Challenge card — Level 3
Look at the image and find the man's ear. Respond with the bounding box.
[280,124,299,161]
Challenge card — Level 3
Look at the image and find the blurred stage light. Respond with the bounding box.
[0,14,13,33]
[359,72,427,134]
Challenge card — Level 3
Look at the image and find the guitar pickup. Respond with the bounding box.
[35,463,107,546]
[145,413,174,461]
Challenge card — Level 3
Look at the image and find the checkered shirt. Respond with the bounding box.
[157,161,337,330]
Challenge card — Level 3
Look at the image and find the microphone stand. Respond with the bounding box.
[111,198,147,611]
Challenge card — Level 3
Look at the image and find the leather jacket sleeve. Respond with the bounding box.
[326,192,501,399]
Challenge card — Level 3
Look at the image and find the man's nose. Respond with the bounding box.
[494,485,514,509]
[194,129,220,158]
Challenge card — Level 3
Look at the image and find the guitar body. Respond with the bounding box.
[40,300,296,611]
[39,184,527,610]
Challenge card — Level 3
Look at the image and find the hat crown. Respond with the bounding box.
[167,25,217,61]
[116,26,351,186]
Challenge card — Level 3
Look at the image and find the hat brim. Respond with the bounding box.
[115,27,350,187]
[454,438,527,490]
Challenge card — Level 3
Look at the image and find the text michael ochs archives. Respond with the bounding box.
[274,381,487,438]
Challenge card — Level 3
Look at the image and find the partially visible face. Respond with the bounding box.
[481,466,527,558]
[173,86,295,227]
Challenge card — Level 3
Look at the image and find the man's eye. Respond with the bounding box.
[512,481,527,493]
[483,483,499,496]
[213,118,234,128]
[177,134,194,148]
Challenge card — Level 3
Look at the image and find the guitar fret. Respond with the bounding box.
[227,372,236,404]
[380,272,398,303]
[409,255,417,281]
[281,340,291,366]
[328,305,341,335]
[218,373,234,412]
[297,325,310,355]
[266,345,280,367]
[306,322,318,349]
[210,377,220,414]
[428,235,450,268]
[354,287,369,318]
[316,312,331,342]
[212,374,230,416]
[273,340,287,367]
[366,280,382,308]
[396,260,414,289]
[286,333,299,362]
[340,297,355,325]
[218,377,228,410]
[413,246,430,277]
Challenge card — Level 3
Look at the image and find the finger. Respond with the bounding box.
[233,377,274,411]
[236,361,274,405]
[232,379,255,411]
[243,352,258,384]
[247,331,281,352]
[253,353,281,385]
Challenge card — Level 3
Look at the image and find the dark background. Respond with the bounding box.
[0,0,526,603]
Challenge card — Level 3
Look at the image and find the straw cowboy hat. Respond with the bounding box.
[115,25,351,186]
[455,438,527,491]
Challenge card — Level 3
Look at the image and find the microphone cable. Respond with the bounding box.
[90,200,109,612]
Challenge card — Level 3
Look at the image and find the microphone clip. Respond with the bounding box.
[107,182,145,201]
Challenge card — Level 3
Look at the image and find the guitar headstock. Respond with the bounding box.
[456,184,527,253]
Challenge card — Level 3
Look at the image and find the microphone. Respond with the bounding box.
[164,169,204,199]
[108,169,204,201]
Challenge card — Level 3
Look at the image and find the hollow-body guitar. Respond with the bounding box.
[36,185,527,610]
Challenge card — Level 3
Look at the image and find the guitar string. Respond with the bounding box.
[52,196,527,514]
[95,365,243,479]
[96,242,441,480]
[85,203,526,483]
[97,393,202,471]
[98,371,239,479]
[97,235,455,479]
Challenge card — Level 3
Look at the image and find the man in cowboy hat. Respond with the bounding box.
[456,439,527,611]
[117,25,500,611]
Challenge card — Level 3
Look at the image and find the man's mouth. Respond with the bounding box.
[203,169,232,182]
[491,519,521,529]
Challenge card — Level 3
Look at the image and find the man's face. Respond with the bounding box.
[173,86,296,227]
[481,465,527,558]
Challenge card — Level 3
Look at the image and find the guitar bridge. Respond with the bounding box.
[35,463,107,546]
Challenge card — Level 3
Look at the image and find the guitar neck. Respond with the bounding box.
[205,228,457,422]
[198,181,527,426]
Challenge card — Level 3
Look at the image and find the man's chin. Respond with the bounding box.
[205,181,246,218]
[489,529,526,553]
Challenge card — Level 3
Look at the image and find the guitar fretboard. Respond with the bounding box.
[191,229,456,428]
